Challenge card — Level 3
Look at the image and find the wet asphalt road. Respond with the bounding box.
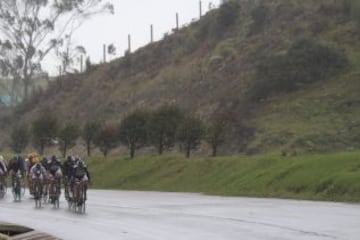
[1,190,360,239]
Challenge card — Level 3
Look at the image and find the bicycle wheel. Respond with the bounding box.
[13,179,21,202]
[81,188,86,214]
[34,181,42,208]
[0,181,5,199]
[21,179,25,197]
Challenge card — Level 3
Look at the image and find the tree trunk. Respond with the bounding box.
[40,142,45,155]
[102,148,108,157]
[212,144,217,157]
[130,144,135,159]
[23,74,30,101]
[186,145,191,158]
[10,76,18,107]
[87,140,91,156]
[62,145,67,158]
[158,142,163,155]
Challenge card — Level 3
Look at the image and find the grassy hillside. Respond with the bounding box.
[88,151,360,202]
[1,0,359,155]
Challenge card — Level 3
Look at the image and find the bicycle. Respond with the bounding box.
[12,172,24,202]
[71,179,87,214]
[48,175,61,209]
[33,176,43,208]
[42,176,50,204]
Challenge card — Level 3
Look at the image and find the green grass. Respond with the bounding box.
[87,151,360,202]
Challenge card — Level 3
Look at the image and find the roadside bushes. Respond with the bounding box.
[250,38,349,100]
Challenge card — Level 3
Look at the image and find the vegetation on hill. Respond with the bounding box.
[0,0,359,157]
[88,151,360,202]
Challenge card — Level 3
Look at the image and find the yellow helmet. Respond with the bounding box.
[28,152,39,163]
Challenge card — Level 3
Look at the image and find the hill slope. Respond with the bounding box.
[2,0,360,155]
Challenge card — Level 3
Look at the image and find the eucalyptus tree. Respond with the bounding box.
[0,0,113,101]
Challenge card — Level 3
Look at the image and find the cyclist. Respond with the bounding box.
[29,161,47,186]
[63,156,75,200]
[8,156,26,197]
[0,155,7,194]
[27,153,40,195]
[72,157,91,184]
[70,157,90,203]
[0,155,7,179]
[47,156,63,201]
[48,156,62,177]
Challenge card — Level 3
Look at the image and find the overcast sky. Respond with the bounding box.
[44,0,221,75]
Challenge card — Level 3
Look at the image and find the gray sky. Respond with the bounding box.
[44,0,221,75]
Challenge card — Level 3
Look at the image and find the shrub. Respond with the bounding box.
[251,38,349,100]
[217,1,241,28]
[248,4,269,36]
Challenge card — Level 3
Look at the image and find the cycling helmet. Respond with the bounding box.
[78,161,84,167]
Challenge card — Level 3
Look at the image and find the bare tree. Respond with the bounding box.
[0,0,113,101]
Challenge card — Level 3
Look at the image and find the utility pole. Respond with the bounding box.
[58,65,62,89]
[150,24,154,43]
[80,55,83,73]
[176,12,179,30]
[199,0,203,19]
[103,44,107,63]
[128,34,131,53]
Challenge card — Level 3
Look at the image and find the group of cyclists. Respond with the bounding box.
[0,152,90,211]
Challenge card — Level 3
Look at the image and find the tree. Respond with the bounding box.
[58,123,80,158]
[177,116,205,158]
[206,112,236,157]
[118,111,148,159]
[107,44,117,56]
[82,121,101,156]
[147,105,184,154]
[32,114,58,155]
[0,0,113,100]
[94,124,118,157]
[57,35,87,74]
[85,57,96,72]
[10,124,30,153]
